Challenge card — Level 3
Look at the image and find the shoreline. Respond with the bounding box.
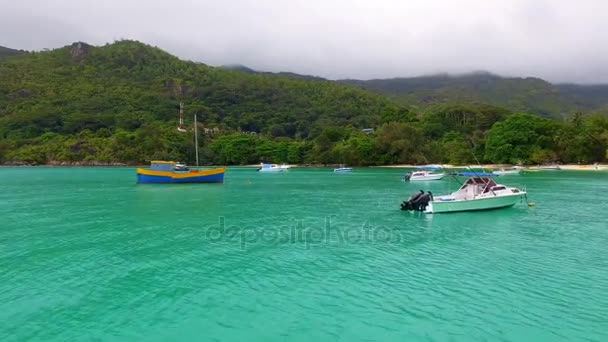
[374,164,608,171]
[2,163,607,171]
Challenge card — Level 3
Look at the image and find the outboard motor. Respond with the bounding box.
[401,190,424,211]
[416,193,432,211]
[401,200,413,211]
[403,172,411,181]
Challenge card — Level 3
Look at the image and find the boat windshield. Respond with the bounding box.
[459,177,496,190]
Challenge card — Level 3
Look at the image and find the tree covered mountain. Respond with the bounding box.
[0,46,27,59]
[556,83,608,111]
[0,41,406,164]
[340,72,608,119]
[220,64,327,81]
[0,41,606,166]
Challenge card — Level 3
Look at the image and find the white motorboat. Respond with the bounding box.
[492,167,522,176]
[537,164,561,170]
[334,164,353,172]
[412,177,526,214]
[257,163,287,172]
[404,167,446,181]
[401,177,526,213]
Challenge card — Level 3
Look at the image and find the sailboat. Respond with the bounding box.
[136,103,226,183]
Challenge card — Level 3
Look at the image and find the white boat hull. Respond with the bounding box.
[258,163,289,172]
[409,173,446,181]
[492,170,521,176]
[425,193,523,213]
[334,168,353,172]
[259,168,285,172]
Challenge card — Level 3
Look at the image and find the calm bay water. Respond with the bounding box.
[1,167,607,341]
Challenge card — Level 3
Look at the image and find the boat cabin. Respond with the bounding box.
[454,177,499,199]
[412,170,440,176]
[149,161,190,172]
[149,161,177,171]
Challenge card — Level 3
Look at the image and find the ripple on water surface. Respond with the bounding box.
[0,167,607,341]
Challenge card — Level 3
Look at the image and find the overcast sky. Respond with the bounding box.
[1,0,607,83]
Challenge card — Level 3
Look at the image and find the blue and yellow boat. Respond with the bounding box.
[137,161,225,184]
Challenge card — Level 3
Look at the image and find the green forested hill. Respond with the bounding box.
[0,41,606,165]
[0,41,401,138]
[0,46,27,59]
[340,72,607,119]
[556,83,608,111]
[0,41,407,164]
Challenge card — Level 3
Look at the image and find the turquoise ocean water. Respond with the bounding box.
[1,167,607,341]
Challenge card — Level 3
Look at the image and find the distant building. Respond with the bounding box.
[203,127,222,134]
[362,128,375,134]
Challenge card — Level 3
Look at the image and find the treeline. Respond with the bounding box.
[0,41,607,165]
[3,105,607,165]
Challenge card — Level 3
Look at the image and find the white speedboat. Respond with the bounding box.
[492,167,522,176]
[404,169,446,181]
[334,164,353,172]
[257,163,287,172]
[422,177,526,213]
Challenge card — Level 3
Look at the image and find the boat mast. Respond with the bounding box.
[177,102,187,132]
[194,113,199,167]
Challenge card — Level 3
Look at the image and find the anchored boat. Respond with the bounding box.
[401,176,526,214]
[137,161,225,183]
[537,164,561,170]
[334,164,353,172]
[492,167,522,176]
[258,163,289,172]
[404,166,446,181]
[136,103,226,184]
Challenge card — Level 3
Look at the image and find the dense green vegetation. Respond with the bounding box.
[0,41,607,166]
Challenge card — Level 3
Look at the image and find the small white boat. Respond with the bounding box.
[537,164,561,170]
[334,164,352,172]
[257,163,287,172]
[404,169,446,181]
[420,177,526,213]
[492,167,522,176]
